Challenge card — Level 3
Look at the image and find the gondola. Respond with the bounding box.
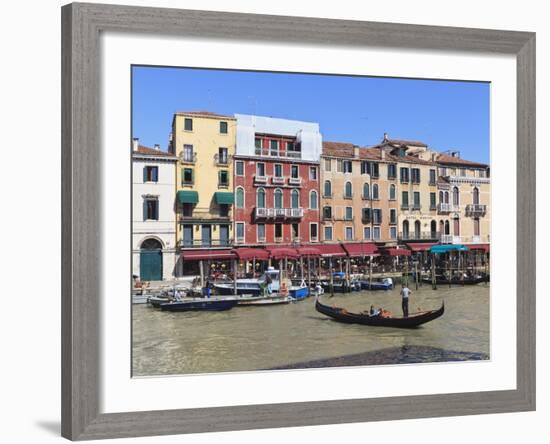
[315,296,444,328]
[421,275,488,286]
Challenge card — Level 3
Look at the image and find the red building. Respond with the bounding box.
[233,122,321,246]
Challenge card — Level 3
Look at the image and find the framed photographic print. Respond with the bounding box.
[61,2,535,440]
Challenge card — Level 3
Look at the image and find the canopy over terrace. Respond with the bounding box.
[315,244,347,257]
[231,248,269,261]
[342,242,379,257]
[381,247,411,257]
[296,246,322,257]
[430,244,469,254]
[266,247,299,260]
[406,242,438,252]
[466,243,490,253]
[180,249,236,261]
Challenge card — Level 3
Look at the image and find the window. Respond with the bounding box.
[362,208,371,223]
[388,164,397,179]
[413,192,421,209]
[390,209,397,224]
[235,187,244,208]
[430,192,437,209]
[291,189,300,208]
[182,203,193,217]
[389,184,396,200]
[182,168,193,185]
[218,170,229,187]
[473,187,480,205]
[257,224,266,242]
[324,180,332,197]
[235,160,244,176]
[183,144,194,162]
[439,191,444,204]
[256,162,265,177]
[364,227,371,240]
[274,189,283,208]
[257,188,266,208]
[345,227,354,241]
[371,162,379,178]
[286,141,301,157]
[402,191,409,209]
[372,183,379,200]
[460,168,466,176]
[310,223,318,241]
[479,169,486,178]
[219,121,228,134]
[323,206,332,220]
[324,226,333,241]
[184,118,193,131]
[453,218,460,236]
[274,164,283,177]
[275,223,283,240]
[372,209,382,224]
[453,186,460,206]
[292,223,299,240]
[270,140,279,156]
[291,165,299,178]
[182,224,193,246]
[143,198,159,221]
[218,147,228,164]
[474,218,480,236]
[336,160,343,173]
[373,226,381,240]
[429,169,436,185]
[344,181,352,198]
[255,138,262,154]
[402,220,410,237]
[390,226,397,240]
[219,205,229,218]
[414,220,421,237]
[345,207,353,220]
[343,160,353,173]
[363,183,370,200]
[324,158,332,171]
[440,167,447,176]
[309,166,318,180]
[400,167,410,183]
[236,223,245,243]
[361,161,369,175]
[143,166,158,182]
[310,190,318,209]
[411,168,421,184]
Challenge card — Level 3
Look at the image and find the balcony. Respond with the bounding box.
[440,234,490,244]
[399,232,440,241]
[254,175,268,184]
[437,203,459,213]
[179,238,234,248]
[411,204,422,211]
[465,204,487,216]
[179,152,197,164]
[272,176,286,185]
[214,152,232,166]
[254,207,304,219]
[254,147,302,159]
[288,177,302,186]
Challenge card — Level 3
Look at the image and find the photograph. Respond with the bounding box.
[131,66,491,376]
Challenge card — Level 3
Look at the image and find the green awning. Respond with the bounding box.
[177,190,199,204]
[214,192,234,205]
[430,245,469,254]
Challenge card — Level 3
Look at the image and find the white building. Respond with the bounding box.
[132,139,177,281]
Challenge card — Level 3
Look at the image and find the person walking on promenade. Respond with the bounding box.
[400,283,411,317]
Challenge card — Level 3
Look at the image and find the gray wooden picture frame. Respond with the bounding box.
[61,2,536,440]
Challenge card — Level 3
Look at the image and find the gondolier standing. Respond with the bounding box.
[400,283,411,317]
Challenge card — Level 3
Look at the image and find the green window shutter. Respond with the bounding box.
[143,166,147,182]
[143,199,147,220]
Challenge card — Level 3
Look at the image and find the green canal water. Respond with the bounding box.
[132,283,490,376]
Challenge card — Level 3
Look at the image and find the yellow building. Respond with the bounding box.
[169,111,236,253]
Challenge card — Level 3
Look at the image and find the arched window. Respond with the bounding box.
[389,184,396,200]
[430,220,437,236]
[439,220,445,235]
[445,220,450,235]
[235,187,244,208]
[363,183,370,199]
[274,188,283,209]
[372,183,379,200]
[444,191,449,204]
[324,180,332,197]
[453,217,460,236]
[257,188,266,208]
[291,189,299,208]
[141,238,163,250]
[439,191,444,203]
[414,220,421,238]
[344,181,352,198]
[402,220,409,238]
[473,187,480,205]
[453,186,460,206]
[310,190,318,209]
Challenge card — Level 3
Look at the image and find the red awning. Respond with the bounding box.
[315,244,347,257]
[382,247,411,257]
[297,246,322,257]
[232,248,269,261]
[406,242,437,252]
[267,247,299,260]
[467,244,490,253]
[342,242,379,257]
[181,249,236,261]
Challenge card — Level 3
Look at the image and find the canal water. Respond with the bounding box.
[132,283,490,376]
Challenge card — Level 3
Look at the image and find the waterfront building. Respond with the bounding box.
[233,114,321,245]
[169,111,237,273]
[320,142,399,244]
[132,140,177,281]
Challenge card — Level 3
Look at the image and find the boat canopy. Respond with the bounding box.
[342,242,379,257]
[231,248,269,261]
[177,190,199,204]
[214,192,234,205]
[430,244,469,254]
[180,249,236,261]
[406,242,438,252]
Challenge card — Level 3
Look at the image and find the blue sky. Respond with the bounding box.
[132,66,490,163]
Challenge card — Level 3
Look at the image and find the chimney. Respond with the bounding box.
[380,149,385,160]
[383,132,388,142]
[154,144,160,150]
[132,137,139,151]
[353,146,359,158]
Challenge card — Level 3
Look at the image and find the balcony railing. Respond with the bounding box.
[213,153,232,165]
[412,204,422,210]
[465,204,487,216]
[179,152,197,163]
[437,203,459,213]
[440,234,490,245]
[399,232,440,241]
[288,177,302,186]
[179,239,234,248]
[254,175,268,184]
[254,147,302,159]
[254,207,304,219]
[272,176,286,185]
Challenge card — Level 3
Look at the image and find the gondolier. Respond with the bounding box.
[400,283,411,317]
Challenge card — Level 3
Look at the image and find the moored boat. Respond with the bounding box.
[315,296,444,328]
[360,277,394,291]
[160,298,238,312]
[421,274,488,285]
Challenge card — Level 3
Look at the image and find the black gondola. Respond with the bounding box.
[421,275,488,285]
[315,296,444,328]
